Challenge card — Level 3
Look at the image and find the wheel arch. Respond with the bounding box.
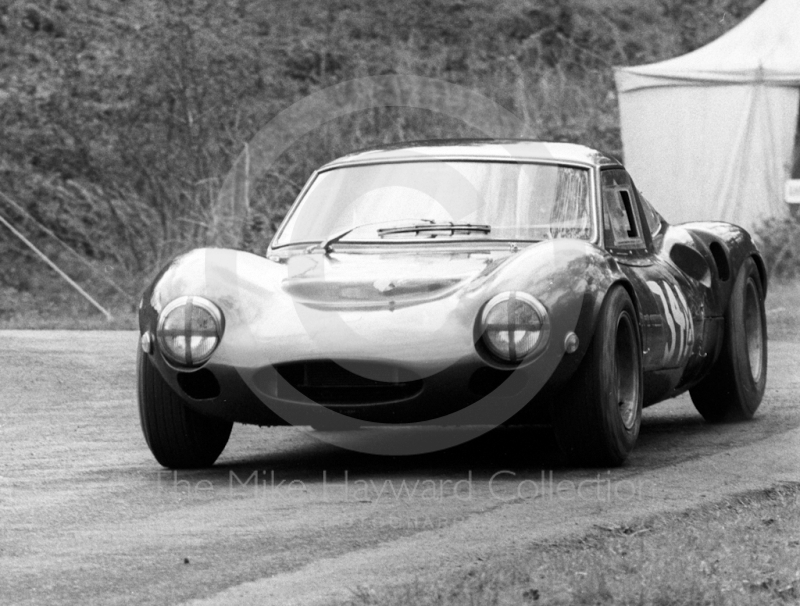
[550,279,644,466]
[615,279,642,325]
[680,221,766,303]
[751,252,768,297]
[588,278,643,341]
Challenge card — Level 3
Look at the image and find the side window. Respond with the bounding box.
[601,169,645,252]
[639,193,662,236]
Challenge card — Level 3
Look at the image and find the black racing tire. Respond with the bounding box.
[551,286,643,467]
[137,350,233,468]
[690,257,767,422]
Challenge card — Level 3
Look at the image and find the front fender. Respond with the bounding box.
[139,247,285,336]
[476,239,632,383]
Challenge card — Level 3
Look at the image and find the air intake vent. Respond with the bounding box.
[177,368,221,400]
[708,241,730,281]
[274,360,422,405]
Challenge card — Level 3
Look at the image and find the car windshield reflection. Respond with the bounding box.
[274,160,593,247]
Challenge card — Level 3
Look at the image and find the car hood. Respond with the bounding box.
[280,249,510,310]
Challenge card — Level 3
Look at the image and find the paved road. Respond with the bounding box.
[1,331,798,605]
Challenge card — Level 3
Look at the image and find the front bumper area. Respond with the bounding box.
[149,350,571,427]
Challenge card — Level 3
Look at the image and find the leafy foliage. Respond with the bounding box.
[0,0,765,319]
[754,214,800,281]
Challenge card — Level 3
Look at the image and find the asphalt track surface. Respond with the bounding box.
[1,331,799,605]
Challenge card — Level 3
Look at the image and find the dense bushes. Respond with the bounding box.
[0,0,766,320]
[754,214,800,281]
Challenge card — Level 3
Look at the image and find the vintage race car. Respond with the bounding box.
[137,140,767,468]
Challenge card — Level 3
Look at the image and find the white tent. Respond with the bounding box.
[614,0,800,233]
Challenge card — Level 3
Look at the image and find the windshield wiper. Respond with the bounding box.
[305,225,359,255]
[306,219,439,255]
[377,222,491,238]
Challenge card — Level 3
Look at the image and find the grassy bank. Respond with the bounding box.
[0,0,767,315]
[340,484,800,606]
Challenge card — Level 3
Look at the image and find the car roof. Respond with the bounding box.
[322,139,620,169]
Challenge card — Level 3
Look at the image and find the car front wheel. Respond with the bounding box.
[138,350,232,468]
[551,286,643,467]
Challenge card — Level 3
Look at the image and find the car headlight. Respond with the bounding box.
[157,296,224,367]
[479,292,550,362]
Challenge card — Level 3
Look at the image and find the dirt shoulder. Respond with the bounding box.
[0,332,798,606]
[185,422,800,606]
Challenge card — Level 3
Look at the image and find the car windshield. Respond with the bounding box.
[273,160,593,247]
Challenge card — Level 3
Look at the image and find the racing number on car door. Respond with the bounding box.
[646,280,694,368]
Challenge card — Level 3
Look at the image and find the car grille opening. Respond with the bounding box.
[177,368,221,400]
[274,360,423,405]
[469,367,515,396]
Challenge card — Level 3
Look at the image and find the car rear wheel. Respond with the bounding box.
[690,257,767,422]
[138,350,232,468]
[551,286,643,467]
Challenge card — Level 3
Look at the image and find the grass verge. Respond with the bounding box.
[340,484,800,606]
[0,311,136,330]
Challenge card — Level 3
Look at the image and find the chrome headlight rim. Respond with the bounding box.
[479,291,551,363]
[156,296,224,368]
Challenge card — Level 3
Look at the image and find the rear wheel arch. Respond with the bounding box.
[751,253,768,296]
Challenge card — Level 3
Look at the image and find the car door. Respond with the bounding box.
[600,168,679,375]
[639,193,707,382]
